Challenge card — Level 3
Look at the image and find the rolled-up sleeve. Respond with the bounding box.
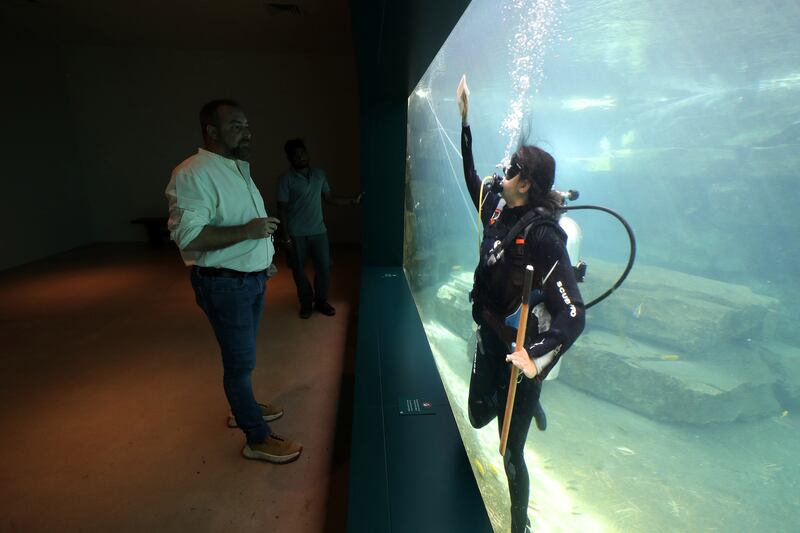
[165,168,214,250]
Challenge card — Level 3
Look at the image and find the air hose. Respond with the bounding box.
[562,204,636,309]
[477,176,636,309]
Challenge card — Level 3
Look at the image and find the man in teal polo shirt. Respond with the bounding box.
[277,139,361,319]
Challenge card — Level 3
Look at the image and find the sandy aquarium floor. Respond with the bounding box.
[423,321,800,533]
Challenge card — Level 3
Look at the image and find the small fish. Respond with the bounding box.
[633,302,644,318]
[615,446,636,456]
[660,354,681,361]
[781,410,789,418]
[474,459,485,477]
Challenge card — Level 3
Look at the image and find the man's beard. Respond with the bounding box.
[229,143,251,161]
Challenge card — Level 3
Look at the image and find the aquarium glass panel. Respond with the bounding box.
[404,0,800,531]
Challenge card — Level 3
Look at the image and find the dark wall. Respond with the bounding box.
[63,46,361,245]
[2,0,467,270]
[0,46,93,271]
[2,42,360,271]
[351,0,471,267]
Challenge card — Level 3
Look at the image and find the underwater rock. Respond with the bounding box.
[772,285,800,344]
[583,259,779,355]
[435,271,475,342]
[558,330,781,424]
[427,262,787,424]
[758,341,800,409]
[430,259,780,357]
[431,259,779,354]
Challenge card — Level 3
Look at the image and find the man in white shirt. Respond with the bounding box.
[166,99,302,464]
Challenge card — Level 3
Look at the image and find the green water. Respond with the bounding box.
[404,1,800,531]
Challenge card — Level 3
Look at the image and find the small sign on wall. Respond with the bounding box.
[399,398,436,415]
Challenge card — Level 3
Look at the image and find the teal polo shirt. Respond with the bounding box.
[277,167,331,237]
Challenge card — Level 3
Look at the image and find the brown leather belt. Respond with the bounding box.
[192,266,266,278]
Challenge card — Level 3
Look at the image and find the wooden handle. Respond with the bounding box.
[499,265,534,456]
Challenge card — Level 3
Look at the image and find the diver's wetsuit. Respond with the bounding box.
[462,124,585,532]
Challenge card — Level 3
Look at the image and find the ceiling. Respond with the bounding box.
[1,0,354,53]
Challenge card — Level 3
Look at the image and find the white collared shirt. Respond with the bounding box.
[166,148,274,271]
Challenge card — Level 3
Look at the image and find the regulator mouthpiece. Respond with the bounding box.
[490,173,504,194]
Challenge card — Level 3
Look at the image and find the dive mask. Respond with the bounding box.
[489,155,525,194]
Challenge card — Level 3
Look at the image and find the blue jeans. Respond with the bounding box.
[289,232,331,307]
[191,269,270,445]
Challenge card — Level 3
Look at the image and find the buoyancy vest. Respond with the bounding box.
[470,204,567,322]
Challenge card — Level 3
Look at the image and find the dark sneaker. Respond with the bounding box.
[300,305,313,319]
[533,400,547,431]
[227,403,284,428]
[243,434,302,464]
[314,301,336,316]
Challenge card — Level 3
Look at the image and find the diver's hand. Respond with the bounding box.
[457,74,470,124]
[506,347,539,379]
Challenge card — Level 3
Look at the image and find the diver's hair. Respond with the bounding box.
[199,99,241,140]
[514,124,562,216]
[536,189,566,217]
[515,144,562,216]
[284,138,306,158]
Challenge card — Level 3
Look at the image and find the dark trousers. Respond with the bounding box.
[191,269,270,445]
[468,325,542,533]
[288,232,331,307]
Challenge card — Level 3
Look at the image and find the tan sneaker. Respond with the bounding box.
[227,403,284,427]
[243,434,302,463]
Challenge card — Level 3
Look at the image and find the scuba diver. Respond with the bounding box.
[458,75,586,533]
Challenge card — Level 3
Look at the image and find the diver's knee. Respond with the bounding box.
[503,453,518,480]
[468,401,492,429]
[503,446,525,470]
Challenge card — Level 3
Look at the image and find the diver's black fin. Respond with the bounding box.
[533,400,547,432]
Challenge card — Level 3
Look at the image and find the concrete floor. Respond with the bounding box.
[0,243,358,533]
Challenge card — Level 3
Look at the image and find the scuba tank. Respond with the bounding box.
[546,215,582,381]
[559,214,582,264]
